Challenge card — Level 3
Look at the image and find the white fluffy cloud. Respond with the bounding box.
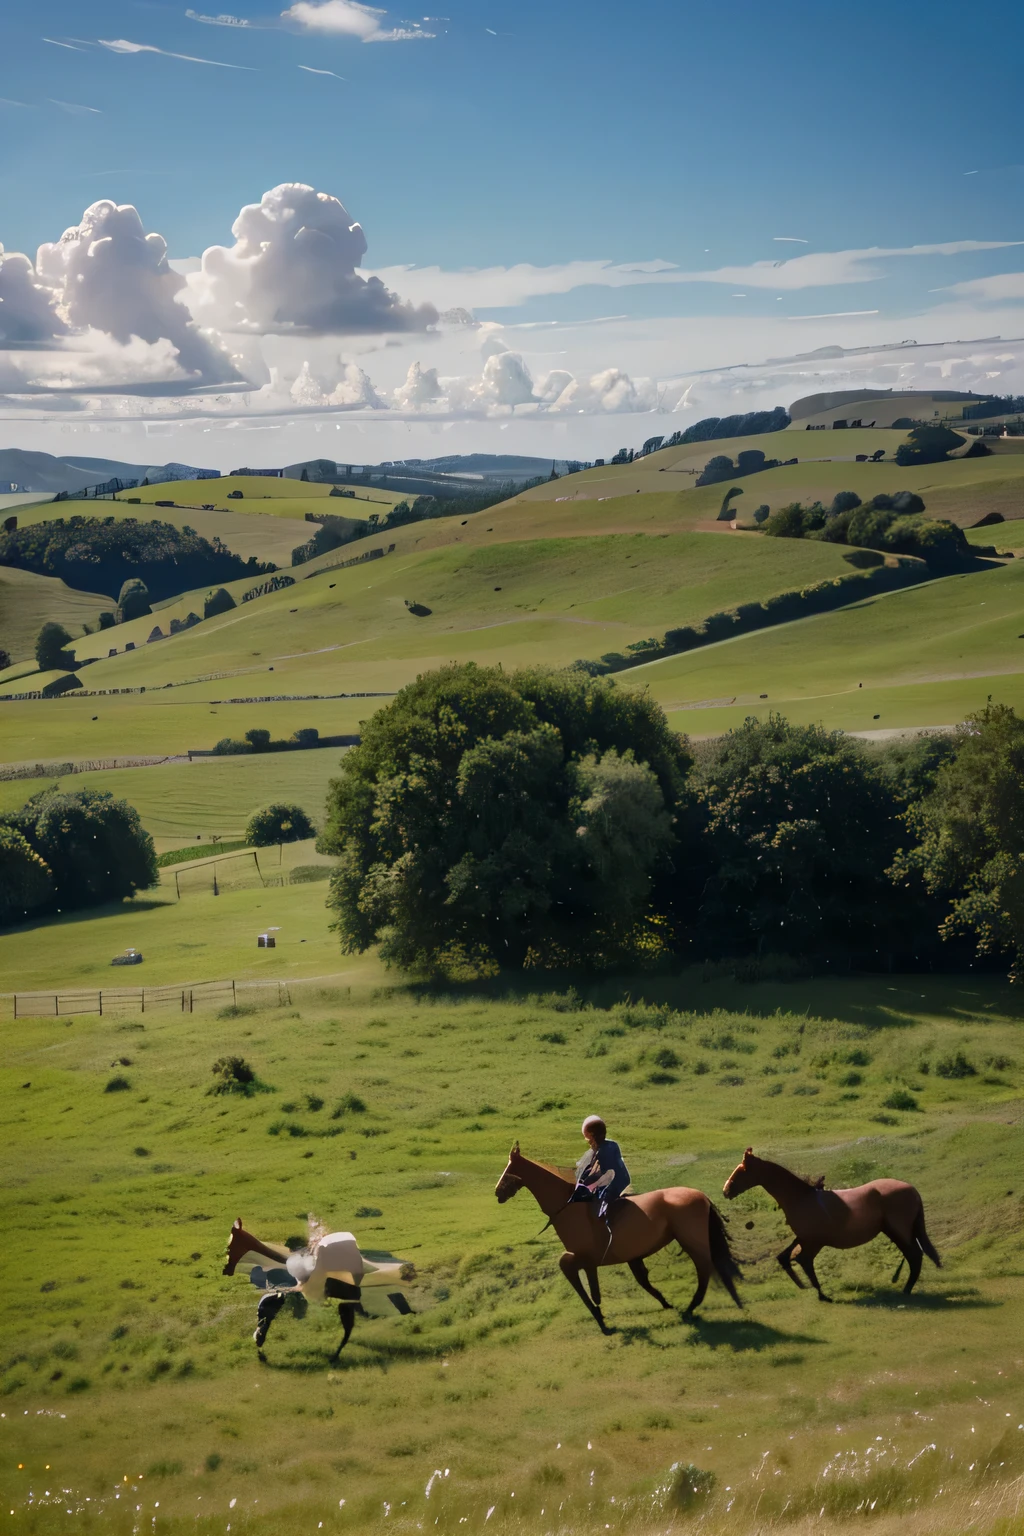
[547,367,657,414]
[393,360,444,407]
[186,183,438,335]
[0,244,66,344]
[389,347,653,417]
[36,200,239,382]
[282,0,434,42]
[254,356,382,408]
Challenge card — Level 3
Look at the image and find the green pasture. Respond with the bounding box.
[624,559,1024,733]
[43,532,862,704]
[0,566,109,663]
[114,474,403,516]
[0,961,1020,1536]
[0,747,347,848]
[0,695,373,766]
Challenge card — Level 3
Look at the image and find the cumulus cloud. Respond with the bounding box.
[186,183,437,334]
[393,360,444,407]
[254,356,382,408]
[282,0,434,41]
[547,367,656,414]
[0,245,67,345]
[388,348,653,418]
[31,332,192,389]
[36,199,240,382]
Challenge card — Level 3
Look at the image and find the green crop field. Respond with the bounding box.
[0,747,348,849]
[0,950,1020,1536]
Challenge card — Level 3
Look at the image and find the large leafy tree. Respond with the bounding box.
[891,702,1024,978]
[6,788,157,912]
[0,825,53,926]
[319,664,689,971]
[35,621,75,670]
[695,714,904,955]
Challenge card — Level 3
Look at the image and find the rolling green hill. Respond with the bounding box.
[0,564,110,663]
[113,472,403,517]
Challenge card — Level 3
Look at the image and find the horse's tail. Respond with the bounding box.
[707,1202,743,1309]
[913,1203,941,1268]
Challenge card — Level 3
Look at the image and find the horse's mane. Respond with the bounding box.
[524,1156,575,1184]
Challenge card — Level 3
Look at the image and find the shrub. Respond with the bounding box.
[331,1092,367,1118]
[105,1076,131,1092]
[668,1462,716,1510]
[204,586,236,619]
[935,1049,977,1079]
[881,1088,919,1111]
[35,621,75,671]
[209,1056,262,1095]
[117,579,151,623]
[98,611,116,630]
[245,802,316,846]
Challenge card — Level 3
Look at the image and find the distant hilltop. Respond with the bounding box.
[0,449,220,495]
[788,389,997,429]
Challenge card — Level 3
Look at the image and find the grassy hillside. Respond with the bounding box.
[0,565,110,663]
[114,473,404,516]
[1,531,864,729]
[0,958,1019,1536]
[12,497,314,572]
[0,747,347,849]
[623,557,1024,734]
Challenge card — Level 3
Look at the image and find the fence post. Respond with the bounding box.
[141,987,145,1014]
[54,994,58,1017]
[99,990,103,1017]
[13,994,17,1020]
[232,979,236,1007]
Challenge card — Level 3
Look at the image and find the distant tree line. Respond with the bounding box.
[0,788,157,927]
[0,516,274,602]
[212,726,322,755]
[662,407,791,448]
[319,664,1023,981]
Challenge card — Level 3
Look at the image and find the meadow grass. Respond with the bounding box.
[113,474,404,515]
[0,566,110,663]
[0,748,348,846]
[624,559,1024,733]
[0,963,1020,1536]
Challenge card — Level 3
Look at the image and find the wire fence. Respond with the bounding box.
[12,977,292,1020]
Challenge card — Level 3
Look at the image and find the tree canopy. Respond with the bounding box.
[0,788,157,921]
[318,664,691,972]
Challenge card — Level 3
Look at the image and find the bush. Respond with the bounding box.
[105,1076,131,1093]
[98,611,116,630]
[882,1088,919,1111]
[209,1056,259,1095]
[935,1049,976,1079]
[0,647,9,671]
[35,621,75,671]
[204,586,236,619]
[668,1462,716,1510]
[895,424,966,466]
[245,802,316,846]
[117,579,151,623]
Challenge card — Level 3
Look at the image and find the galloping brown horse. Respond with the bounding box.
[723,1148,941,1301]
[495,1142,742,1333]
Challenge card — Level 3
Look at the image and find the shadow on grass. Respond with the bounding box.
[259,1331,449,1374]
[683,1315,823,1352]
[847,1285,1000,1311]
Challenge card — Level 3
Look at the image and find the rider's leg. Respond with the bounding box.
[253,1289,286,1349]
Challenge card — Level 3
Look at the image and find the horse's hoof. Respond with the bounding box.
[817,1293,833,1304]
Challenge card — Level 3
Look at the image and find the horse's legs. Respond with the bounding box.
[584,1265,602,1308]
[559,1252,611,1334]
[883,1224,922,1294]
[253,1290,287,1353]
[628,1257,672,1311]
[776,1239,807,1290]
[794,1245,832,1302]
[329,1303,357,1361]
[681,1259,712,1319]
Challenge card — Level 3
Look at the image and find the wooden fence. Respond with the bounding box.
[12,977,292,1019]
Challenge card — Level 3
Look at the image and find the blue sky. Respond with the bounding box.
[2,0,1024,463]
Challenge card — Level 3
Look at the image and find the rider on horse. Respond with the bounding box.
[571,1115,631,1236]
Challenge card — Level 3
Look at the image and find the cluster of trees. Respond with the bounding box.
[631,410,792,458]
[0,516,274,602]
[893,424,975,467]
[213,726,322,756]
[319,664,1023,980]
[0,787,157,927]
[696,448,796,487]
[760,491,980,570]
[245,803,317,846]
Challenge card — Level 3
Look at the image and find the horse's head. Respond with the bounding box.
[495,1140,524,1204]
[723,1147,758,1200]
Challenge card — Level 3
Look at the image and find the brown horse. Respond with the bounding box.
[495,1142,742,1333]
[723,1148,941,1301]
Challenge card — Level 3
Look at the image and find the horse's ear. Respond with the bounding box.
[510,1140,520,1159]
[744,1147,753,1161]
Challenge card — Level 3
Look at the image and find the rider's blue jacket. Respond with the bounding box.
[575,1139,630,1199]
